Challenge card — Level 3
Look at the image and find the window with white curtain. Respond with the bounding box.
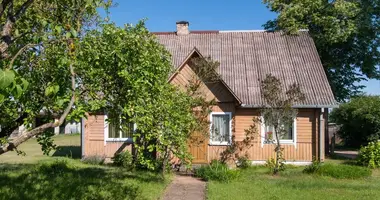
[210,112,231,145]
[105,114,135,142]
[261,117,297,146]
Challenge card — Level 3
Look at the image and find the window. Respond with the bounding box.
[261,118,297,147]
[210,112,232,145]
[105,115,135,142]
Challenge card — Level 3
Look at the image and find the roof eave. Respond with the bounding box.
[240,104,339,109]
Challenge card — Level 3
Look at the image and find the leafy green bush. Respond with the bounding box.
[330,95,380,148]
[194,160,240,182]
[303,157,321,174]
[112,151,134,170]
[265,158,285,173]
[315,164,371,179]
[237,156,251,169]
[357,141,380,168]
[81,155,105,165]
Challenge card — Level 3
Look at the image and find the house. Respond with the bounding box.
[81,21,337,164]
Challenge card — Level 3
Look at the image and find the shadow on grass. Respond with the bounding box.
[0,161,165,200]
[52,146,81,159]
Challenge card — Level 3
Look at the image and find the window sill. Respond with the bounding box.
[106,138,133,142]
[209,142,231,146]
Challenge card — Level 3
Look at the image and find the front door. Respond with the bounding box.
[188,132,208,164]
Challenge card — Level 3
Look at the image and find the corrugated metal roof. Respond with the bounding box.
[155,31,337,107]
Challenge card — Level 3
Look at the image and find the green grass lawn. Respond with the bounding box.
[207,165,380,200]
[0,134,171,200]
[0,134,81,164]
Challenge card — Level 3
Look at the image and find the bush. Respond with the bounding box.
[313,164,371,179]
[330,95,380,148]
[357,141,380,168]
[303,157,321,174]
[81,155,105,165]
[112,151,134,170]
[237,156,251,169]
[265,158,285,173]
[194,160,240,182]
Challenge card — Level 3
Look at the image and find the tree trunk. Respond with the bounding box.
[0,63,76,155]
[273,128,281,175]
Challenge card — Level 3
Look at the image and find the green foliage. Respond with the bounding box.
[81,155,106,165]
[112,151,134,170]
[303,157,322,174]
[315,163,371,179]
[264,0,380,101]
[36,130,57,156]
[0,0,112,153]
[357,141,380,168]
[265,158,285,173]
[195,160,240,182]
[330,95,380,147]
[237,156,251,169]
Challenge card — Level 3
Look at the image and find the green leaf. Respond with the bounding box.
[0,93,4,103]
[55,25,62,34]
[13,85,23,98]
[65,32,71,39]
[71,28,78,38]
[45,84,60,96]
[0,69,15,89]
[21,78,29,90]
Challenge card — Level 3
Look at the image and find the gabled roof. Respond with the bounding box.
[168,47,242,104]
[155,30,337,107]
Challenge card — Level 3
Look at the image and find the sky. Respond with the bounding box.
[107,0,379,95]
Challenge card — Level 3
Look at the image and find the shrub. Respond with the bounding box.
[265,158,285,173]
[315,164,371,179]
[194,160,240,182]
[357,141,380,168]
[237,156,251,169]
[303,157,321,174]
[112,151,134,170]
[81,155,106,165]
[330,95,380,148]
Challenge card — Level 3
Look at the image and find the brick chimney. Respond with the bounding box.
[176,21,189,35]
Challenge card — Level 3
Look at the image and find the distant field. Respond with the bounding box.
[0,134,81,164]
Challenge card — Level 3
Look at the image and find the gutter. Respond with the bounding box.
[240,104,339,108]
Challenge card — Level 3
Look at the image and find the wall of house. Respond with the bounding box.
[82,114,132,158]
[207,107,326,162]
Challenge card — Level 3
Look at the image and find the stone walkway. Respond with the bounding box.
[162,174,206,200]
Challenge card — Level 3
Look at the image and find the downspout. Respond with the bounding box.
[81,117,85,158]
[319,108,324,162]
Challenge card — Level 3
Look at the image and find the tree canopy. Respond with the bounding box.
[263,0,379,101]
[330,95,380,148]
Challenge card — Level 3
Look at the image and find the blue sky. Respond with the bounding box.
[108,0,379,95]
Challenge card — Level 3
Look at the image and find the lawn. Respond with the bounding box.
[0,134,171,200]
[207,164,380,200]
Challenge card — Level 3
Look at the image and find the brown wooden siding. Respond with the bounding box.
[83,114,131,158]
[208,108,321,162]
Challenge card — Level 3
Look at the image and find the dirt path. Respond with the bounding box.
[334,150,359,159]
[162,174,206,200]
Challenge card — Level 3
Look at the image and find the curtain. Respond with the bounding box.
[212,114,230,142]
[108,121,120,138]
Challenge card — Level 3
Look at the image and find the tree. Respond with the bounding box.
[0,0,112,155]
[260,74,305,175]
[263,0,380,101]
[330,95,380,148]
[77,22,200,174]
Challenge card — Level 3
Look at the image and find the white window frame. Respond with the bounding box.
[209,112,232,146]
[260,116,297,148]
[104,115,135,144]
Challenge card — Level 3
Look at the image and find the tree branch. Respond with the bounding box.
[0,62,76,155]
[14,0,33,20]
[8,42,37,69]
[0,0,11,19]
